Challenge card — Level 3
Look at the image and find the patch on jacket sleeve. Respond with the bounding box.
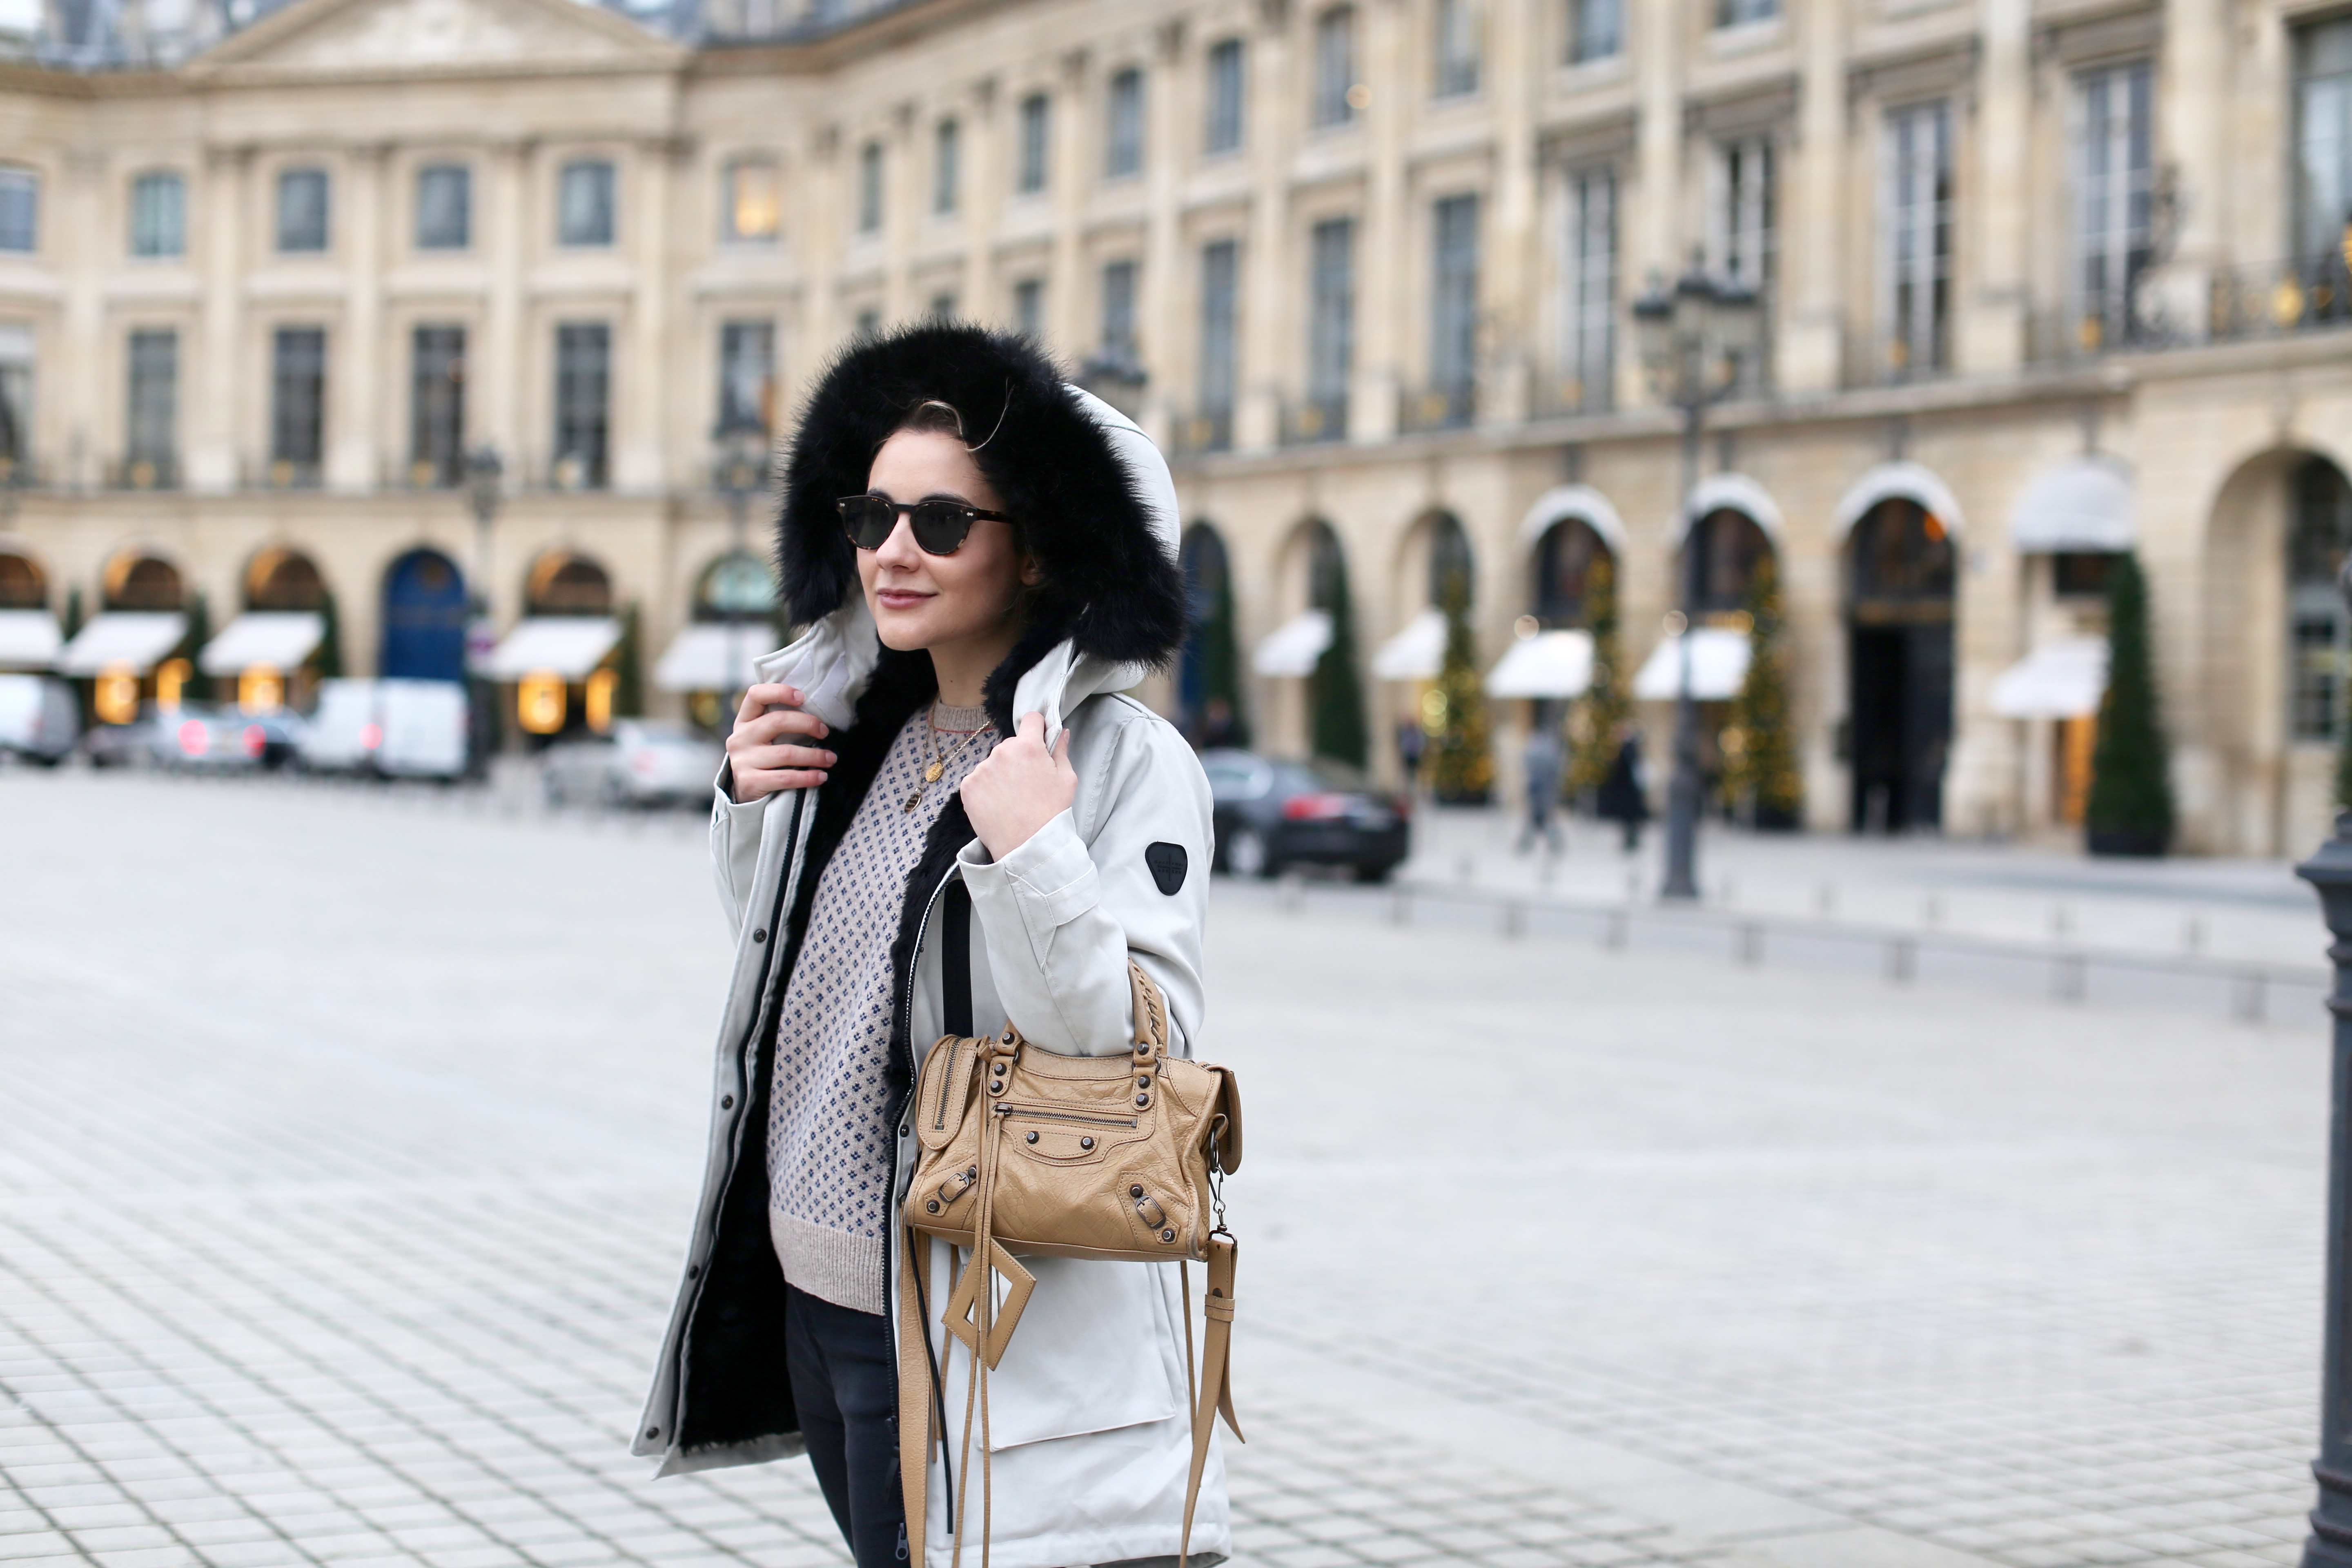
[1145,842,1188,896]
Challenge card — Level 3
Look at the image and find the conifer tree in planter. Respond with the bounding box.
[2337,679,2352,815]
[177,591,211,706]
[1425,567,1493,804]
[1723,555,1803,829]
[612,600,645,719]
[1199,558,1250,750]
[315,588,345,681]
[1567,555,1628,805]
[2085,551,2174,856]
[1310,550,1368,770]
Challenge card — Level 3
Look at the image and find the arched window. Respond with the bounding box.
[1687,508,1773,615]
[245,546,328,611]
[2290,458,2352,741]
[1531,517,1610,628]
[0,548,45,610]
[1846,496,1956,833]
[1848,498,1955,609]
[103,552,182,611]
[693,550,777,622]
[1179,523,1246,748]
[1424,511,1474,608]
[525,550,612,617]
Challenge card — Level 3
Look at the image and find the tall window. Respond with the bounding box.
[1013,278,1043,338]
[129,171,185,258]
[1018,93,1051,194]
[277,167,330,252]
[125,329,176,478]
[1100,259,1138,365]
[1434,0,1480,98]
[270,327,325,479]
[416,164,471,250]
[0,168,36,253]
[1313,7,1358,128]
[2294,18,2352,282]
[1205,38,1246,155]
[1430,195,1479,416]
[558,159,616,247]
[410,325,465,488]
[1560,168,1614,410]
[1717,137,1773,288]
[857,140,883,234]
[718,320,773,435]
[1883,101,1951,377]
[1567,0,1621,62]
[723,158,781,244]
[1107,68,1145,179]
[1717,0,1776,23]
[0,323,33,472]
[553,323,610,490]
[2290,459,2352,740]
[2072,62,2152,352]
[928,292,958,320]
[933,118,960,216]
[1198,239,1238,434]
[1307,216,1355,434]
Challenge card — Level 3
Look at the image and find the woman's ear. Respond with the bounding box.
[1020,553,1046,587]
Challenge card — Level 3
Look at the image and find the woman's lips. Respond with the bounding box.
[877,588,933,609]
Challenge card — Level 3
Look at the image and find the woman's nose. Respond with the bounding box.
[873,514,922,570]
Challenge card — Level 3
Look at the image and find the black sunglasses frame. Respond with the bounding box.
[837,493,1012,556]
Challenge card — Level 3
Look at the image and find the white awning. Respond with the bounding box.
[1633,628,1752,701]
[198,611,324,675]
[1370,608,1446,681]
[654,622,773,693]
[56,612,188,676]
[2011,459,2135,553]
[1252,610,1333,677]
[1486,630,1594,698]
[482,617,621,681]
[1991,636,2109,718]
[0,609,61,668]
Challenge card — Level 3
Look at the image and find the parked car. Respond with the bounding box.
[82,707,163,769]
[1200,748,1411,882]
[0,674,79,765]
[156,705,305,771]
[540,719,721,809]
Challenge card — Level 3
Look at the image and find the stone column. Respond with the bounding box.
[1237,6,1291,454]
[1049,49,1092,353]
[479,140,526,482]
[1350,0,1404,445]
[619,137,676,492]
[191,143,250,492]
[2148,0,2229,341]
[1778,0,1846,393]
[1624,0,1682,409]
[969,77,1002,326]
[330,144,386,493]
[800,125,842,364]
[1481,0,1535,429]
[1140,20,1186,445]
[1957,0,2029,375]
[57,149,105,492]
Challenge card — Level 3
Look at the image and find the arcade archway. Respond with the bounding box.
[1178,523,1246,749]
[1846,497,1956,832]
[380,548,467,683]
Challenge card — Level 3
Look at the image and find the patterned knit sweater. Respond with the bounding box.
[767,701,995,1314]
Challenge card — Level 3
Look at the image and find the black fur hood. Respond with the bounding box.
[773,325,1187,693]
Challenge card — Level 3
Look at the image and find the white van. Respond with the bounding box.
[296,678,470,779]
[0,674,80,765]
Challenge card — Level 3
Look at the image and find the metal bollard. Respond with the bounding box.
[1886,937,1915,984]
[1390,886,1411,926]
[1738,922,1763,967]
[1503,900,1526,939]
[1604,908,1628,950]
[2053,953,2086,1003]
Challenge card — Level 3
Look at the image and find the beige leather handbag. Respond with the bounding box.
[895,952,1243,1568]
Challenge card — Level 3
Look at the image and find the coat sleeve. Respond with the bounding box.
[957,710,1212,1058]
[709,766,771,941]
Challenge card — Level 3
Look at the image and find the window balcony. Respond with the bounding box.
[1281,394,1348,446]
[1397,381,1476,434]
[1170,406,1233,456]
[2208,254,2352,343]
[1528,368,1614,420]
[260,458,323,490]
[107,455,179,491]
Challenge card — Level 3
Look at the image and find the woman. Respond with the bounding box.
[634,324,1226,1568]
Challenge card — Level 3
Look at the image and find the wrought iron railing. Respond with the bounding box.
[2209,253,2352,341]
[107,455,179,491]
[1527,369,1614,420]
[1170,407,1233,455]
[1397,382,1476,434]
[1280,395,1348,445]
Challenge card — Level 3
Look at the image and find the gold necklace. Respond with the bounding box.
[902,705,989,813]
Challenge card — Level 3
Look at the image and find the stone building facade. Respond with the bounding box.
[0,0,2348,854]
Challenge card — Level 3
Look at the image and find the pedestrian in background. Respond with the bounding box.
[635,325,1228,1568]
[1596,723,1650,853]
[1397,716,1425,794]
[1519,722,1565,855]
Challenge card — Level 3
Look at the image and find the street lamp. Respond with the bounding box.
[1630,257,1763,902]
[463,444,503,775]
[2294,549,2352,1568]
[713,416,770,713]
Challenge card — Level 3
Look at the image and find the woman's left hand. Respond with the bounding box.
[961,712,1076,860]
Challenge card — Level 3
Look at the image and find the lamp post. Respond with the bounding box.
[713,416,769,713]
[463,444,503,775]
[1630,258,1762,902]
[2295,550,2352,1567]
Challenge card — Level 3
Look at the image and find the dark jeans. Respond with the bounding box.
[784,1284,907,1568]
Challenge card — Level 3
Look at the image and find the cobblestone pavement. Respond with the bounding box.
[0,770,2328,1568]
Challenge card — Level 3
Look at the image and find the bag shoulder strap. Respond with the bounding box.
[942,881,973,1040]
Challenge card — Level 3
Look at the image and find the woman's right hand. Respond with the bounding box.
[726,683,837,803]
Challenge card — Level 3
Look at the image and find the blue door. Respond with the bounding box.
[380,549,467,682]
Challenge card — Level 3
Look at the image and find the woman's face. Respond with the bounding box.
[858,429,1038,655]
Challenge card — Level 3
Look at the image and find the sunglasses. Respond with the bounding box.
[837,493,1011,555]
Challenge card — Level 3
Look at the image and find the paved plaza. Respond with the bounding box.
[0,768,2332,1568]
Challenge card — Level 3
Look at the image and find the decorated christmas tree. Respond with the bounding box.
[1567,555,1628,802]
[315,588,345,681]
[1310,551,1367,769]
[612,600,646,719]
[1425,566,1493,803]
[2085,551,2174,855]
[1723,555,1802,828]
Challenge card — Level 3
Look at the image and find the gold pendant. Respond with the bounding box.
[902,789,923,811]
[924,761,945,783]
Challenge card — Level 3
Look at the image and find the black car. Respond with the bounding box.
[1200,749,1410,882]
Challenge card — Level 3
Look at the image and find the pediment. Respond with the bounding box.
[195,0,682,78]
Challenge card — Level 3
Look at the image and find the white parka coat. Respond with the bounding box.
[634,331,1227,1568]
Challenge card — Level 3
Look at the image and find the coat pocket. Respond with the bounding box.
[938,1254,1182,1453]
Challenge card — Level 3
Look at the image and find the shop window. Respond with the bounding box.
[1532,517,1609,629]
[1688,509,1773,616]
[246,546,327,612]
[105,552,182,611]
[2052,552,2116,598]
[0,550,45,610]
[526,551,613,617]
[722,158,780,244]
[694,551,776,621]
[2289,459,2352,741]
